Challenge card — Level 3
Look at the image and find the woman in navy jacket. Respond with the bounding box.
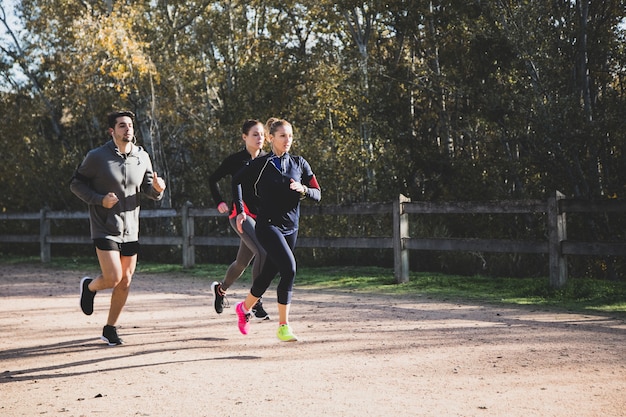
[232,119,321,341]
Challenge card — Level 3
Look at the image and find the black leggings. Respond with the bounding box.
[251,223,298,305]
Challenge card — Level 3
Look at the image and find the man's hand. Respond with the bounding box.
[102,192,119,208]
[153,172,166,193]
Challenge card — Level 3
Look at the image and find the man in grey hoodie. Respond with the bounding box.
[70,110,166,345]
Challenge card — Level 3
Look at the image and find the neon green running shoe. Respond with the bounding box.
[277,324,298,342]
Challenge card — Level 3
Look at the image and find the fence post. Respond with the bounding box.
[548,190,567,288]
[181,201,195,268]
[393,194,410,283]
[40,208,51,263]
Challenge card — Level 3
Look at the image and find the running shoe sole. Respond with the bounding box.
[100,336,124,346]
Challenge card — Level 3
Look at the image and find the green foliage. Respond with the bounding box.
[1,1,625,277]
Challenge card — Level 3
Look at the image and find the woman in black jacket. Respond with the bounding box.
[208,119,269,320]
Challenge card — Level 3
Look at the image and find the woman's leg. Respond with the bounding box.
[274,231,298,306]
[273,232,298,341]
[236,216,267,283]
[219,217,270,318]
[251,224,293,302]
[221,217,257,290]
[237,225,298,339]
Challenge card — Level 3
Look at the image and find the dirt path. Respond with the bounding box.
[0,263,625,417]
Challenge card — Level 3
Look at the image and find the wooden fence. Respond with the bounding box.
[1,191,624,288]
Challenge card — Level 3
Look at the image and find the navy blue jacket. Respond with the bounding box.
[233,152,321,232]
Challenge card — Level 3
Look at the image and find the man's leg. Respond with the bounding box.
[106,253,136,326]
[90,248,136,325]
[90,248,122,291]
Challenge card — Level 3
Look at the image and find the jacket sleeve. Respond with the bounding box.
[69,152,105,206]
[300,158,321,202]
[140,153,164,201]
[208,157,232,206]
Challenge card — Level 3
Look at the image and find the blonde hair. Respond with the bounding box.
[267,118,292,135]
[265,117,279,134]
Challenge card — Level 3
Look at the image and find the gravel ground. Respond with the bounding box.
[1,263,625,417]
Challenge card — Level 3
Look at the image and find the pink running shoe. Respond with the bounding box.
[236,302,251,335]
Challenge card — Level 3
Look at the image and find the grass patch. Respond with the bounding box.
[295,267,626,316]
[3,256,625,316]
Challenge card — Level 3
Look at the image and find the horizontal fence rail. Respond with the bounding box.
[1,192,624,288]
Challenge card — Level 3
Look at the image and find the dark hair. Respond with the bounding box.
[242,119,262,135]
[268,118,291,135]
[107,110,135,129]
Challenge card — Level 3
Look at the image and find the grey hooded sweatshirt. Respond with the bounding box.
[70,140,163,242]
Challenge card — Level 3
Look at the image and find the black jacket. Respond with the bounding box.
[209,148,267,216]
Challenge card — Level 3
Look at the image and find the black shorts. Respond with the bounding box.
[93,238,140,257]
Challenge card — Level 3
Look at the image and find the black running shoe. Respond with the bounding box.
[211,281,226,314]
[101,325,124,346]
[80,277,96,315]
[252,299,270,321]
